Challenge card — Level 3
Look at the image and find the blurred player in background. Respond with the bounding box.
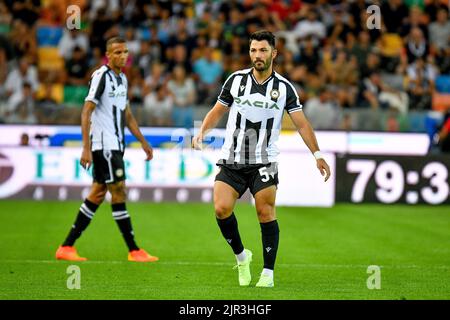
[56,37,158,262]
[193,30,330,287]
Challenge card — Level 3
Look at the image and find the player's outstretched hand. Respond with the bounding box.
[192,134,203,150]
[80,148,92,170]
[142,142,153,161]
[317,159,331,182]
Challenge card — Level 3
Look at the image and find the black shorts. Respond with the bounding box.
[215,162,279,198]
[92,150,126,184]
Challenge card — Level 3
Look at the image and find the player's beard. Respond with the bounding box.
[252,57,272,72]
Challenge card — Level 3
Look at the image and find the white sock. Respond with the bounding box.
[262,268,273,278]
[235,249,247,263]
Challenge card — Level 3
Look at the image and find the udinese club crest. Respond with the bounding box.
[270,89,279,100]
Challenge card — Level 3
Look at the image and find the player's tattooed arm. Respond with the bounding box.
[288,111,331,182]
[125,104,153,161]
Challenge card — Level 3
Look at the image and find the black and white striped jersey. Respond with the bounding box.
[217,67,302,165]
[85,65,128,152]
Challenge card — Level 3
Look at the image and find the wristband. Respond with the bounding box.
[314,151,323,160]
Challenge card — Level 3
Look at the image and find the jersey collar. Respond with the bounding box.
[250,68,275,86]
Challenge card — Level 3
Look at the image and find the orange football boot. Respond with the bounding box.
[55,246,87,261]
[128,249,159,262]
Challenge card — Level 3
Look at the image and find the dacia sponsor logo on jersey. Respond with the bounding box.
[233,97,279,109]
[109,91,126,98]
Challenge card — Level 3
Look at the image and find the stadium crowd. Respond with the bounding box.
[0,0,450,133]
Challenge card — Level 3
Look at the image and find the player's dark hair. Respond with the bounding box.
[106,37,126,51]
[249,30,276,48]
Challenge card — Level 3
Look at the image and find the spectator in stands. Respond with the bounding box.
[4,57,38,114]
[381,0,410,34]
[124,26,140,57]
[36,82,59,123]
[64,46,89,86]
[406,57,437,110]
[298,36,320,73]
[135,41,153,78]
[223,36,247,68]
[405,27,429,63]
[143,62,167,97]
[325,50,359,108]
[351,31,374,69]
[20,133,29,146]
[400,5,428,39]
[424,0,447,23]
[428,7,450,55]
[128,66,144,104]
[143,84,173,127]
[223,8,247,41]
[0,1,12,27]
[385,108,400,132]
[358,71,408,113]
[360,52,381,79]
[168,17,196,54]
[327,8,352,44]
[0,0,447,131]
[166,44,192,74]
[58,29,89,61]
[5,82,37,124]
[436,47,450,75]
[293,8,326,42]
[11,0,40,27]
[340,112,353,131]
[304,87,340,130]
[8,19,36,60]
[191,35,208,63]
[167,65,196,128]
[90,6,114,51]
[193,47,223,105]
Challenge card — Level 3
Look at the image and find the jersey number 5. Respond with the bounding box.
[259,167,270,182]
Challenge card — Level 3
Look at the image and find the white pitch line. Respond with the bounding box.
[0,260,449,270]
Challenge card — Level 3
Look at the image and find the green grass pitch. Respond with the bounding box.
[0,200,449,300]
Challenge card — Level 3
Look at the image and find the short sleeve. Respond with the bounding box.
[284,82,302,114]
[85,70,106,105]
[217,74,235,107]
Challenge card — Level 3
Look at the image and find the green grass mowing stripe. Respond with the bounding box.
[0,200,449,299]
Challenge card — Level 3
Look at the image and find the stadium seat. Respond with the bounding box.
[36,26,63,47]
[37,47,64,71]
[63,85,88,105]
[0,23,10,34]
[435,75,450,94]
[432,92,450,112]
[36,83,64,104]
[407,111,426,132]
[380,33,403,57]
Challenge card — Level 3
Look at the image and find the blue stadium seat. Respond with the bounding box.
[435,75,450,94]
[36,26,63,47]
[408,111,426,133]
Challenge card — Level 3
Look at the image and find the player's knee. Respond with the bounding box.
[89,187,107,204]
[111,189,126,203]
[94,190,107,203]
[256,203,275,222]
[108,182,126,202]
[214,203,233,219]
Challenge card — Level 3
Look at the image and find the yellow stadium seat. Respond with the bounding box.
[36,83,64,104]
[380,33,403,57]
[37,47,64,71]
